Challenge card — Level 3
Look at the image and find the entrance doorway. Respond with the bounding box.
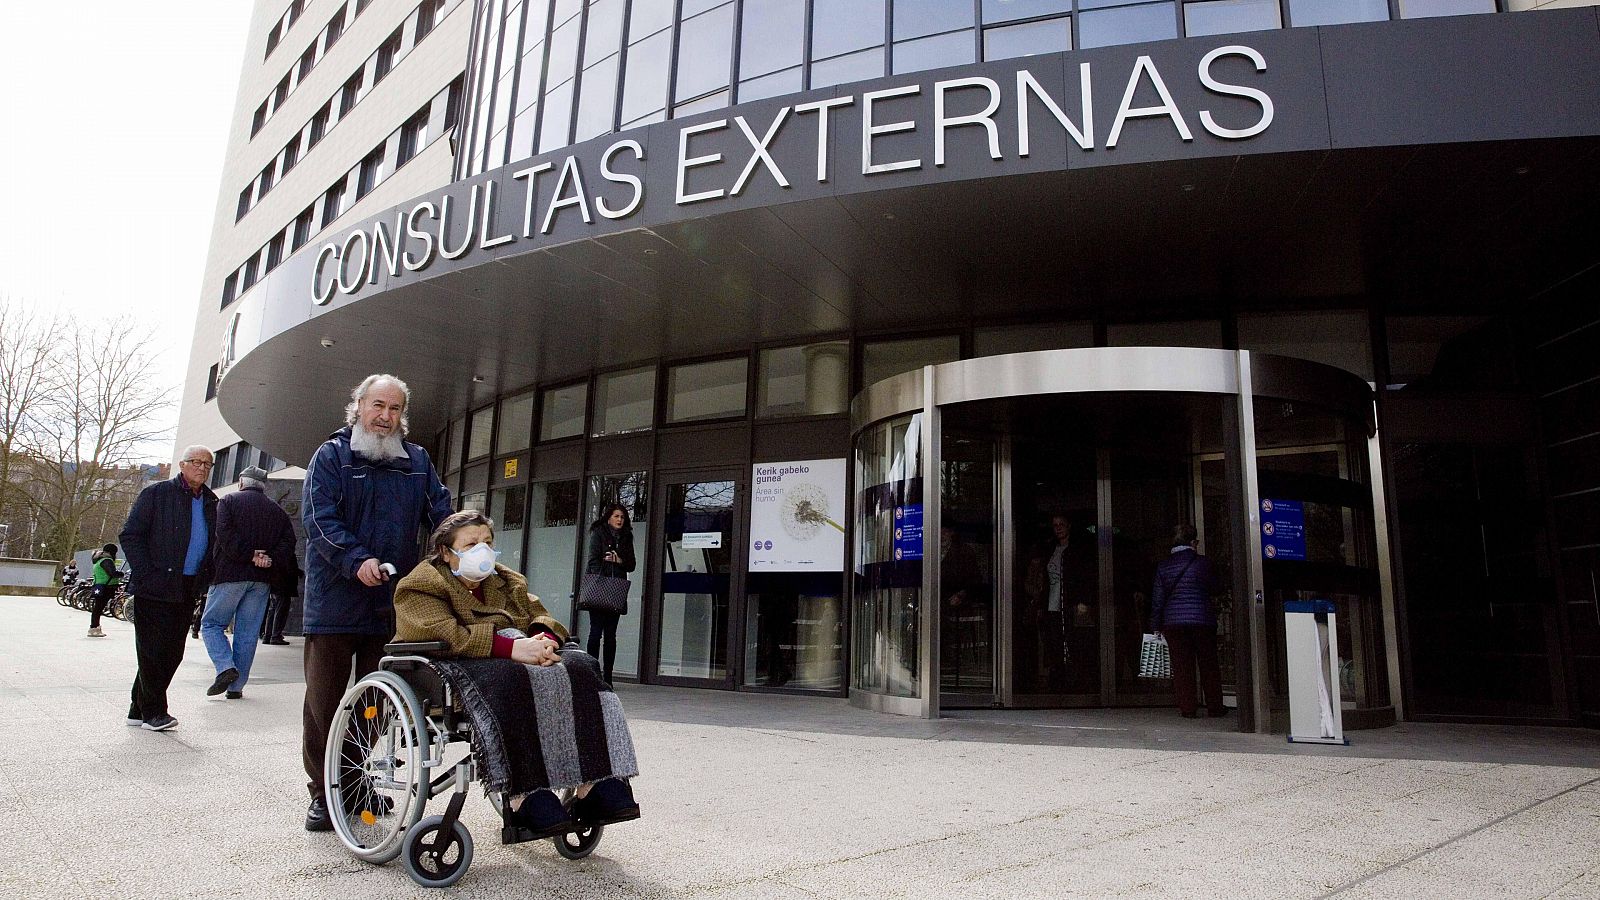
[648,470,742,687]
[939,394,1236,711]
[852,347,1398,731]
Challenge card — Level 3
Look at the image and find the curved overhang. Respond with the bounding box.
[219,10,1600,463]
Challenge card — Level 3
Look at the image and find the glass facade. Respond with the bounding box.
[853,413,924,698]
[458,0,1502,175]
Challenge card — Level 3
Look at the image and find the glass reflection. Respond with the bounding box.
[1078,2,1177,48]
[982,0,1072,23]
[740,0,806,80]
[893,0,974,40]
[853,413,924,698]
[812,0,885,60]
[1183,0,1281,36]
[1287,0,1388,25]
[983,17,1071,60]
[893,29,975,74]
[675,2,736,102]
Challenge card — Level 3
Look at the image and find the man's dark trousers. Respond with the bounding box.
[130,577,201,721]
[302,633,389,799]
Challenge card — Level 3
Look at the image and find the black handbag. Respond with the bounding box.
[577,573,630,615]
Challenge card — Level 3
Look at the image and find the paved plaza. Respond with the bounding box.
[5,595,1598,899]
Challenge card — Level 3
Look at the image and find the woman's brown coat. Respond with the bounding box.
[393,559,569,658]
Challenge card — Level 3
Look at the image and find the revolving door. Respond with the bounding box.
[850,348,1399,733]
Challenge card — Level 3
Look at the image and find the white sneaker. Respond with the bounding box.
[87,627,105,637]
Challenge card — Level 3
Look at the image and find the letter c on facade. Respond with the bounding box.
[311,243,341,306]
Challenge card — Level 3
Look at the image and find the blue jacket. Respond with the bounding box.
[120,475,218,602]
[1150,548,1223,630]
[302,427,453,635]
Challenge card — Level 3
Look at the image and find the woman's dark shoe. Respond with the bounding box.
[572,778,640,826]
[506,790,577,839]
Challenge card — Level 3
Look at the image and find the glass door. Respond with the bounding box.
[652,472,742,687]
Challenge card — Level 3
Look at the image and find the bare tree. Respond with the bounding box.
[24,318,173,560]
[0,299,56,556]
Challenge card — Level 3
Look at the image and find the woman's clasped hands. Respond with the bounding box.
[510,634,562,667]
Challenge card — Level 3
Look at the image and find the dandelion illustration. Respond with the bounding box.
[780,482,844,541]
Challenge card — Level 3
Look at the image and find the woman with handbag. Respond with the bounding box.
[1149,523,1227,719]
[582,503,636,684]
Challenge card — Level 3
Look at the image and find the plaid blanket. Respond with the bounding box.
[431,649,639,795]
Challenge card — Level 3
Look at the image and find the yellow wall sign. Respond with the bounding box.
[503,458,519,480]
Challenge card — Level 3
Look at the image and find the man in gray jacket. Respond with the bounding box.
[201,466,296,701]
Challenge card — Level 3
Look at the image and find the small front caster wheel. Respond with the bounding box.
[554,823,604,860]
[402,815,474,888]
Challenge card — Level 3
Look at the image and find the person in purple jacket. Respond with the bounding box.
[1149,524,1228,719]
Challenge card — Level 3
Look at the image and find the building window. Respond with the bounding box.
[739,0,805,99]
[861,335,960,388]
[620,4,675,130]
[258,162,275,198]
[443,75,465,132]
[981,0,1072,22]
[298,44,317,80]
[375,27,402,82]
[251,101,268,136]
[232,443,252,482]
[467,404,495,461]
[272,75,290,109]
[540,382,588,442]
[265,234,285,273]
[1286,0,1387,24]
[417,0,445,41]
[674,2,736,112]
[356,145,385,199]
[1183,0,1281,36]
[357,0,374,14]
[1397,0,1495,16]
[983,16,1071,60]
[757,341,850,418]
[292,205,315,250]
[340,71,364,117]
[322,178,347,226]
[211,446,232,489]
[893,28,975,75]
[266,22,283,57]
[1078,2,1178,49]
[398,105,430,166]
[309,102,331,146]
[282,133,301,173]
[220,272,238,308]
[592,366,656,437]
[497,392,535,455]
[241,254,260,291]
[236,186,253,221]
[325,7,347,51]
[667,356,748,424]
[205,364,219,402]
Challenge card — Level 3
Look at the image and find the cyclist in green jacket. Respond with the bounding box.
[89,543,122,638]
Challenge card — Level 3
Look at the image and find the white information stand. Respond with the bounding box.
[1284,599,1349,745]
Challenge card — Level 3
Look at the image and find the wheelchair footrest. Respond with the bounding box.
[501,824,570,846]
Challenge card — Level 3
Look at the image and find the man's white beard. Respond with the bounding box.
[350,422,408,461]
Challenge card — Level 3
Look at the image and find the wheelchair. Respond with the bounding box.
[325,640,605,888]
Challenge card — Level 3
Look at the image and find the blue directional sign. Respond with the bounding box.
[1261,498,1306,561]
[892,503,923,561]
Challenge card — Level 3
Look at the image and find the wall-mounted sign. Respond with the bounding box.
[1261,498,1306,561]
[749,458,846,572]
[681,531,722,549]
[503,458,519,480]
[893,504,923,562]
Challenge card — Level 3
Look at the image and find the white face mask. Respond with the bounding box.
[450,542,498,581]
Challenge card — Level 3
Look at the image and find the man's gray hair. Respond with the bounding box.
[180,444,213,462]
[344,374,411,436]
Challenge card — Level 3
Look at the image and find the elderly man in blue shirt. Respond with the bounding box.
[119,445,220,732]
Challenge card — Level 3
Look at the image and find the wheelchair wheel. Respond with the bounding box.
[402,815,473,888]
[325,672,427,864]
[553,824,603,860]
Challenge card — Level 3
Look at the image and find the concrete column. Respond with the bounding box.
[803,342,849,416]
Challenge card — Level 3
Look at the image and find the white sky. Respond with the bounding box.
[0,1,254,462]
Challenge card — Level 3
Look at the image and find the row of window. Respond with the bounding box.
[458,0,1498,178]
[220,78,465,310]
[239,0,459,224]
[251,0,377,139]
[263,0,307,60]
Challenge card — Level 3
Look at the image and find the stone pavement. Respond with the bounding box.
[4,595,1598,899]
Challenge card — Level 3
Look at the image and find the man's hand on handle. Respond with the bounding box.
[357,558,389,587]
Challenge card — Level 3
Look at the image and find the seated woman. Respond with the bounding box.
[393,509,641,838]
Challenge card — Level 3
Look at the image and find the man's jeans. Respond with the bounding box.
[201,581,271,691]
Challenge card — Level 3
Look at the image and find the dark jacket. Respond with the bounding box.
[302,427,453,635]
[1150,547,1223,630]
[120,475,219,602]
[585,522,636,579]
[213,483,297,586]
